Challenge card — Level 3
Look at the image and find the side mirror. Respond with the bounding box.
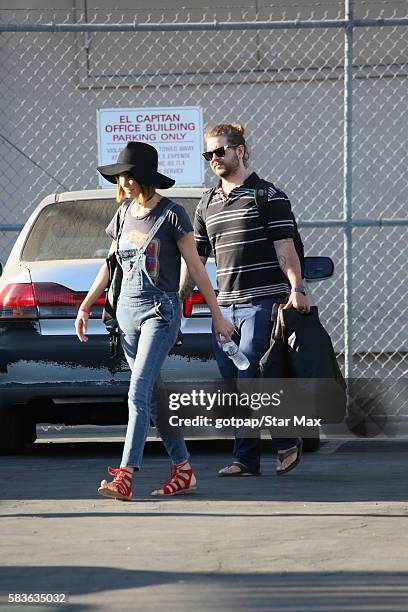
[304,256,334,282]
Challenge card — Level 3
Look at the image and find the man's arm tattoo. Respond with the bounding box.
[275,239,291,274]
[277,254,287,274]
[275,238,292,274]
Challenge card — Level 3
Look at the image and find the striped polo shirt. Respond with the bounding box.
[194,172,295,305]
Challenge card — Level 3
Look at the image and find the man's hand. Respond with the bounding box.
[284,290,310,313]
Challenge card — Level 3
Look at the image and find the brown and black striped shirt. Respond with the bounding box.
[194,172,296,305]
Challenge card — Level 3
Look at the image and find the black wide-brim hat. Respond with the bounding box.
[97,141,175,189]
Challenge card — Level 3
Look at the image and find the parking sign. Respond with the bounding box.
[97,106,204,187]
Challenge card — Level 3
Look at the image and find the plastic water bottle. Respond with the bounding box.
[221,337,250,370]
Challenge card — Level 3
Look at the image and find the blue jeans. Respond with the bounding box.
[211,295,299,473]
[117,256,189,469]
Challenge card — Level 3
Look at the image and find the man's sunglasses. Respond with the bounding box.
[202,144,240,161]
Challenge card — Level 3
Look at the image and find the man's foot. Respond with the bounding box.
[276,440,303,475]
[151,460,197,496]
[98,466,133,501]
[218,461,261,476]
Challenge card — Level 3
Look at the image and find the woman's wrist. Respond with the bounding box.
[79,306,92,315]
[212,309,224,322]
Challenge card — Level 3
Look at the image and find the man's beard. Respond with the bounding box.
[214,151,240,179]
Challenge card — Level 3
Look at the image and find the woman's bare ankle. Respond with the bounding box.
[120,466,134,474]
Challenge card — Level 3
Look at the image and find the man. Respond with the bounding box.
[180,123,310,476]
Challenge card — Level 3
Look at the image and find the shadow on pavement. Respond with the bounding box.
[1,440,408,503]
[1,567,408,611]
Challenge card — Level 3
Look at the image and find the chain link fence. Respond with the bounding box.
[0,3,407,378]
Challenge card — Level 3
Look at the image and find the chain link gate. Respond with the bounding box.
[0,2,407,380]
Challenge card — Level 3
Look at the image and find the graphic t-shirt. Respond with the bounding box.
[105,197,193,293]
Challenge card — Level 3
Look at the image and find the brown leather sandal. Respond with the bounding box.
[276,440,303,475]
[218,462,261,477]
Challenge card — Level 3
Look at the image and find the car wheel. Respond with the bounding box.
[302,434,320,453]
[0,406,26,455]
[24,419,37,445]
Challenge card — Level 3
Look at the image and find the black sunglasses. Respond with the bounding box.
[202,144,240,161]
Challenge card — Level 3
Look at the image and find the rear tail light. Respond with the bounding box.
[183,290,210,318]
[0,282,105,320]
[0,283,38,319]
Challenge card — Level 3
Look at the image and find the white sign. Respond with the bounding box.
[97,106,204,187]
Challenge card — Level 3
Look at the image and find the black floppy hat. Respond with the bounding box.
[97,141,175,189]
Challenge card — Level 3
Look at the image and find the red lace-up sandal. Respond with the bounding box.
[151,460,197,497]
[98,466,133,501]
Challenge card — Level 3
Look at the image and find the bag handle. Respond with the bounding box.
[271,303,286,339]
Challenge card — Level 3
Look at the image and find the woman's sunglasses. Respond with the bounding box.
[202,144,240,161]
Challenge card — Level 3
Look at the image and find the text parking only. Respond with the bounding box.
[97,106,204,187]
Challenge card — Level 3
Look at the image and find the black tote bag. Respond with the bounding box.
[279,306,347,423]
[258,305,346,423]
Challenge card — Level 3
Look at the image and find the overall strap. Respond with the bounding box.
[138,199,176,254]
[116,200,132,249]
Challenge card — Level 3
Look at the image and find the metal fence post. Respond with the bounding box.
[344,0,354,378]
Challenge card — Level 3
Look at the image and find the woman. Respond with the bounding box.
[75,142,233,501]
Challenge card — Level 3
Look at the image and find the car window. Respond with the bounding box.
[21,199,118,261]
[21,196,201,261]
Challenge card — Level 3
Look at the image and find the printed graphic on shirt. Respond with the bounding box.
[120,230,160,282]
[145,240,160,281]
[125,229,148,248]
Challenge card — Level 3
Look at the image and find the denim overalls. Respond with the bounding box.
[116,202,189,469]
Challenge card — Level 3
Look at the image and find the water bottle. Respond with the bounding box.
[221,337,250,370]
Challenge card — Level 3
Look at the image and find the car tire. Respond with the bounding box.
[0,406,26,455]
[302,434,320,453]
[24,419,37,445]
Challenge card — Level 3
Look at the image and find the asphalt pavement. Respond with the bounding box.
[1,437,408,612]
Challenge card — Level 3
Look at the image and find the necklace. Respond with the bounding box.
[131,194,159,218]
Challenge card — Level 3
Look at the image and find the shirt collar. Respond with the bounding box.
[241,172,260,189]
[216,171,260,196]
